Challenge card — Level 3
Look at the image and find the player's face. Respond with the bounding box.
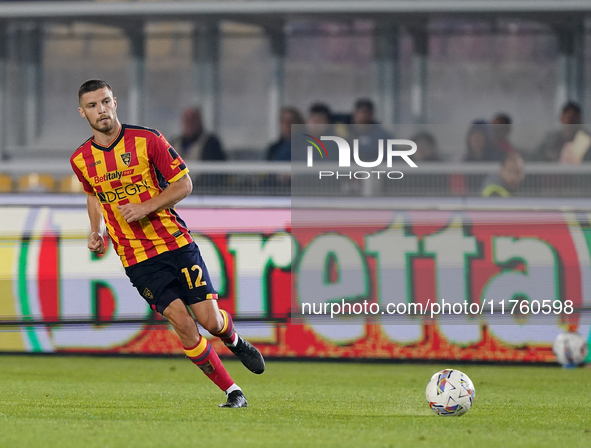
[78,88,118,133]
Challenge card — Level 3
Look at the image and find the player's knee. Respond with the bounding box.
[172,314,198,337]
[163,303,194,332]
[203,315,224,335]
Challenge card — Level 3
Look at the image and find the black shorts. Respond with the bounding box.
[125,242,218,315]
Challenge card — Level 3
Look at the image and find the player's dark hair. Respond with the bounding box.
[78,79,112,102]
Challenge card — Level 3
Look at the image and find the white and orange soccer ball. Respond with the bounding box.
[425,369,475,416]
[553,331,588,368]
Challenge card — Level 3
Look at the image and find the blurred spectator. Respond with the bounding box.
[491,113,516,154]
[348,98,391,162]
[170,107,226,162]
[481,153,525,197]
[266,107,305,161]
[306,103,333,137]
[534,102,591,163]
[411,132,441,162]
[464,121,502,162]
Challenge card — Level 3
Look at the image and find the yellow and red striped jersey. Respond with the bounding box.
[70,124,193,267]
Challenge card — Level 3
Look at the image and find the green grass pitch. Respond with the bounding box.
[0,355,590,448]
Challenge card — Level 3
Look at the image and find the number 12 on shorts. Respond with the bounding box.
[181,265,207,289]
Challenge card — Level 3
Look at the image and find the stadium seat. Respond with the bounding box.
[0,173,12,192]
[59,174,85,193]
[17,173,56,193]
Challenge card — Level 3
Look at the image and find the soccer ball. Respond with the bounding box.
[425,369,475,416]
[553,331,588,367]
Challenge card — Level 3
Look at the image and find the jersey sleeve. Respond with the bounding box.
[70,154,94,195]
[148,132,190,183]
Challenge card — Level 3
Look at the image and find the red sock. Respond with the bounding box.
[183,335,234,391]
[211,309,237,345]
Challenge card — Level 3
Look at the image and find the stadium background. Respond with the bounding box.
[0,0,590,364]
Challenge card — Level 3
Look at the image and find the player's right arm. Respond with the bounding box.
[71,149,106,254]
[87,194,105,254]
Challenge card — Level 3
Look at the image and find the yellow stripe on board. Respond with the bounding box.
[0,246,26,350]
[0,208,29,351]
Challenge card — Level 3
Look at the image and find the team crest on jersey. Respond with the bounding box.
[143,288,153,299]
[121,152,131,167]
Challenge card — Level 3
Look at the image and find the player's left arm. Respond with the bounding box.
[118,174,192,222]
[118,131,192,223]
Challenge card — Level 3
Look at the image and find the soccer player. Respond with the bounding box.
[70,79,264,408]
